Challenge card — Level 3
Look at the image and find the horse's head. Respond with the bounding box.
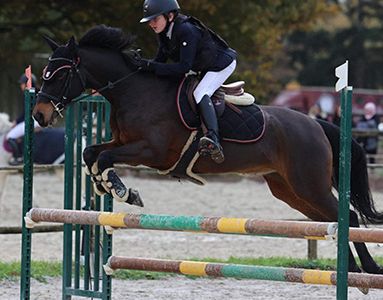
[33,36,86,127]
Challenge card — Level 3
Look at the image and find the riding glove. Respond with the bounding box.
[139,59,154,71]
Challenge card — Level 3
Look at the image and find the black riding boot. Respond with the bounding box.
[7,138,23,165]
[197,95,224,164]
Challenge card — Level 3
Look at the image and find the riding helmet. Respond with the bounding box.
[140,0,180,23]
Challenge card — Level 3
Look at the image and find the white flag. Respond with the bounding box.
[335,60,348,92]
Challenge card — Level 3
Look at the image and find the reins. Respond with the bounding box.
[72,67,142,103]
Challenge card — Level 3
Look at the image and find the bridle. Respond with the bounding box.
[38,55,141,118]
[38,56,86,118]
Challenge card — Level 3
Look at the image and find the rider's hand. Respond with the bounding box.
[125,50,154,71]
[139,59,154,71]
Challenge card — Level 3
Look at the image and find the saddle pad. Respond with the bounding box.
[177,77,265,143]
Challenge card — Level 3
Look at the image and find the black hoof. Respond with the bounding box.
[126,188,144,207]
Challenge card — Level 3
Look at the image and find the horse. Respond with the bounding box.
[32,25,383,275]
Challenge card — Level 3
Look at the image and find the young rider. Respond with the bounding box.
[138,0,237,164]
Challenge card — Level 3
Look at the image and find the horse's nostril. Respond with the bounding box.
[34,112,43,124]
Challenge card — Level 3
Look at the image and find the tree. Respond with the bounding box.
[284,0,383,89]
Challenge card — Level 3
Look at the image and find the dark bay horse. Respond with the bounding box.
[32,25,383,275]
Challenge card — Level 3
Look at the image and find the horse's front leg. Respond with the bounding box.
[83,141,119,195]
[96,140,154,207]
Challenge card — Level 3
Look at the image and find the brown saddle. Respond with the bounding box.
[186,76,246,117]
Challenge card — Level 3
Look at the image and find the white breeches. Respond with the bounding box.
[6,120,40,140]
[193,60,237,104]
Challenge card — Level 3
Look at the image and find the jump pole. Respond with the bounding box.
[25,208,383,243]
[103,256,383,290]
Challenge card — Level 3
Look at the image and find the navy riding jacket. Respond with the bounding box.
[150,14,237,76]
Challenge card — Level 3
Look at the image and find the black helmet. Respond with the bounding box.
[140,0,180,23]
[18,73,37,86]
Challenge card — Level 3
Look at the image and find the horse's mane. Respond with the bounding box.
[79,25,134,51]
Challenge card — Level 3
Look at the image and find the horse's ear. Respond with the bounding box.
[42,35,59,51]
[66,36,78,54]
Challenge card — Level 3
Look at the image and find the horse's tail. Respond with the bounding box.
[316,119,383,224]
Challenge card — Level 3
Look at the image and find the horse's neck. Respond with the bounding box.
[80,48,178,110]
[81,48,132,91]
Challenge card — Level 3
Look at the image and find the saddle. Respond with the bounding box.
[164,76,266,185]
[179,75,264,143]
[186,76,255,117]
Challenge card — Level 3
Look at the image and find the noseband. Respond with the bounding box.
[38,56,86,118]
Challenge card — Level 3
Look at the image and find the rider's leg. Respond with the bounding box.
[6,122,26,165]
[7,138,23,165]
[6,120,40,165]
[193,60,236,163]
[6,121,25,140]
[197,95,224,163]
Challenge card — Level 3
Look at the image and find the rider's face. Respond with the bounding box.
[148,15,167,33]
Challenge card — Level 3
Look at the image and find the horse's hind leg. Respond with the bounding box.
[263,173,362,273]
[307,192,382,274]
[285,165,382,274]
[350,211,383,274]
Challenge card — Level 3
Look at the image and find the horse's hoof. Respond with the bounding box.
[127,188,144,207]
[93,182,107,196]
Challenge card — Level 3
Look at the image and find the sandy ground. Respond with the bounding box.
[0,171,382,299]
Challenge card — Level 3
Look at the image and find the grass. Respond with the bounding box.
[1,256,382,282]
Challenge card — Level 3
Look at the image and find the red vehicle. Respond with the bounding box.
[271,86,383,117]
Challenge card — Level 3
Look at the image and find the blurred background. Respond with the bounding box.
[0,0,382,120]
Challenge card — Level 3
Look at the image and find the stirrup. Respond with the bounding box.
[198,137,225,164]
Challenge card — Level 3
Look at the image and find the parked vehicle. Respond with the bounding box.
[271,86,383,118]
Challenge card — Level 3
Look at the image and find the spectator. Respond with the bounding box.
[332,104,356,128]
[355,102,380,163]
[332,105,341,127]
[308,103,328,121]
[5,73,40,165]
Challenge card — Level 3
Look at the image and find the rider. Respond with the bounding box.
[6,73,39,165]
[138,0,237,164]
